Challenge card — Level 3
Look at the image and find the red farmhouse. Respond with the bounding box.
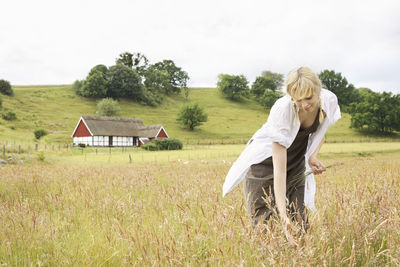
[71,115,168,147]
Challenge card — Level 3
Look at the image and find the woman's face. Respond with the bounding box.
[293,94,319,113]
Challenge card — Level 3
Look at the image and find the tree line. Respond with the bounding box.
[217,70,400,134]
[73,52,189,106]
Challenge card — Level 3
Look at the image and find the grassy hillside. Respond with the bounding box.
[0,85,398,144]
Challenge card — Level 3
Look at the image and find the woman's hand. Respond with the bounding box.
[308,156,326,175]
[281,216,298,246]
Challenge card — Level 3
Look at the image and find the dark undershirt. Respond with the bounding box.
[250,109,320,179]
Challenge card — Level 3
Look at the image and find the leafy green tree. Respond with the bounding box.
[73,80,84,96]
[217,74,249,100]
[116,52,134,68]
[116,52,149,76]
[261,70,284,90]
[176,103,208,130]
[89,64,108,76]
[80,70,107,98]
[140,88,163,106]
[259,89,282,109]
[97,98,121,116]
[106,64,143,100]
[251,76,277,97]
[0,79,13,96]
[318,70,360,109]
[348,91,400,133]
[151,60,189,94]
[144,66,172,95]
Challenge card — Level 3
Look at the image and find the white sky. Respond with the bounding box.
[1,0,399,93]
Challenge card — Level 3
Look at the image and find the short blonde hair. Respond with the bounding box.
[286,67,321,101]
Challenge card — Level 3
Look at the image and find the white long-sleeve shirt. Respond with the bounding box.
[222,89,341,210]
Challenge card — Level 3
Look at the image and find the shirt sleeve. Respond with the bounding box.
[327,91,341,126]
[252,98,293,148]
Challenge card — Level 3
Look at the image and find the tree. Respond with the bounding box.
[259,89,282,109]
[318,70,360,109]
[144,66,172,95]
[106,64,143,100]
[89,64,108,76]
[0,79,13,96]
[348,91,400,134]
[261,70,284,90]
[176,103,208,130]
[116,52,149,76]
[80,70,107,98]
[151,60,189,94]
[97,98,121,116]
[116,52,134,68]
[217,74,249,100]
[251,76,277,98]
[73,80,84,96]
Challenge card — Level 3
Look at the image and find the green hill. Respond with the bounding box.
[0,85,398,144]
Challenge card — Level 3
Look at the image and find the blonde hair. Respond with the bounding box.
[286,66,322,100]
[285,67,324,124]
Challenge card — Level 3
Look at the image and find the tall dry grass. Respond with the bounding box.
[0,156,399,266]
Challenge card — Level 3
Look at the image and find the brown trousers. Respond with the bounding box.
[243,169,308,229]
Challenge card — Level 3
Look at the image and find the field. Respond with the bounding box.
[0,85,399,144]
[0,143,399,265]
[1,85,400,265]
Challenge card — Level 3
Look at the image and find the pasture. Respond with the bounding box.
[0,143,399,265]
[1,85,399,144]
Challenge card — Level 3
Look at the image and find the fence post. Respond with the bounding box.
[35,144,38,151]
[3,145,5,158]
[129,154,132,164]
[18,145,21,154]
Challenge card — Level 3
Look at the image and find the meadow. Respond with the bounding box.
[0,144,399,265]
[1,85,400,265]
[1,85,399,144]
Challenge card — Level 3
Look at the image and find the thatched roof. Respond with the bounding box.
[137,124,164,138]
[80,115,163,137]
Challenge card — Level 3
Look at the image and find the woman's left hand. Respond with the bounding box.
[308,156,326,175]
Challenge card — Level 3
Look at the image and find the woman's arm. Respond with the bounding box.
[308,136,326,175]
[271,142,289,223]
[272,142,297,245]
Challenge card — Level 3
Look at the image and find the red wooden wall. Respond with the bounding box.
[73,120,92,137]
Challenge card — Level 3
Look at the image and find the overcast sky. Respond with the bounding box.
[1,0,399,93]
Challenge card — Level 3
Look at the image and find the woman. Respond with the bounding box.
[222,67,341,239]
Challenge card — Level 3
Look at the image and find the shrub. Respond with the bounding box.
[34,129,48,140]
[140,142,158,151]
[2,111,17,121]
[141,138,183,151]
[97,98,120,116]
[0,80,13,96]
[36,151,45,161]
[0,96,2,109]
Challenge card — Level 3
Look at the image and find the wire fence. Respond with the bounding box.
[1,137,400,160]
